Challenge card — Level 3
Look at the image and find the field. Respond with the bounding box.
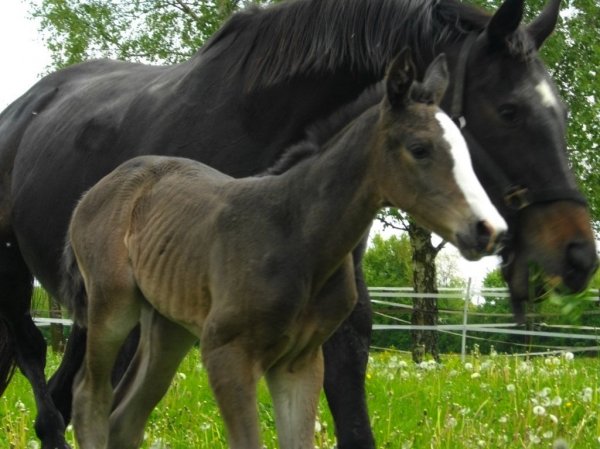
[1,347,599,448]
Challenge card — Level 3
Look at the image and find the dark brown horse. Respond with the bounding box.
[65,53,505,449]
[0,0,596,448]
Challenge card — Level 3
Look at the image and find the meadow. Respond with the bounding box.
[1,346,599,449]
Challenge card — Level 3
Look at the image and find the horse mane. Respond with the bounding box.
[264,84,384,176]
[201,0,534,90]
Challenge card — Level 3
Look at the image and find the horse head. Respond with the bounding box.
[376,49,507,261]
[448,0,598,319]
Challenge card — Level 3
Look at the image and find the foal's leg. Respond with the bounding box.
[108,308,196,449]
[72,286,141,449]
[202,328,262,449]
[265,348,324,449]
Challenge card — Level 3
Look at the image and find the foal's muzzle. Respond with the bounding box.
[456,219,506,261]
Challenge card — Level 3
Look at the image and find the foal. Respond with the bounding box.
[64,51,506,449]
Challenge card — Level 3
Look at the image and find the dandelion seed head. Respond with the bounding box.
[553,438,569,449]
[533,405,546,416]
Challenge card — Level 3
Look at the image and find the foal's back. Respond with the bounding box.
[69,156,230,324]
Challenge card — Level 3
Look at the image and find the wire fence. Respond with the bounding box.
[369,285,600,359]
[32,284,600,358]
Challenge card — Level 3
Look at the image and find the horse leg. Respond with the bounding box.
[0,240,69,449]
[202,328,262,449]
[265,348,324,449]
[322,242,376,449]
[108,308,196,449]
[72,286,140,449]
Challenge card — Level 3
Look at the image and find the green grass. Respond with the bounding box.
[2,347,599,448]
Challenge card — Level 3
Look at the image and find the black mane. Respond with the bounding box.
[202,0,529,90]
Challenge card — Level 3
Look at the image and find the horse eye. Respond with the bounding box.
[407,144,431,160]
[498,104,519,123]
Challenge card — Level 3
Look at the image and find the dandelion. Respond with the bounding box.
[543,431,554,439]
[581,387,593,403]
[533,405,546,416]
[529,431,541,444]
[498,416,508,424]
[563,352,574,361]
[506,383,516,392]
[176,372,187,381]
[464,362,473,371]
[445,415,458,428]
[551,396,562,406]
[315,420,323,433]
[549,414,559,424]
[538,387,551,398]
[471,372,481,379]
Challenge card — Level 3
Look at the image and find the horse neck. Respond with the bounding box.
[277,108,383,270]
[178,0,469,151]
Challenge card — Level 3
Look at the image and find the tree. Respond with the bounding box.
[363,233,412,287]
[363,232,414,349]
[30,0,274,68]
[377,209,447,362]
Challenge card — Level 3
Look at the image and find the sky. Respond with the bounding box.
[0,0,500,289]
[0,0,51,110]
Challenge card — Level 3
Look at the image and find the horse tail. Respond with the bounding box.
[0,319,17,395]
[60,240,88,328]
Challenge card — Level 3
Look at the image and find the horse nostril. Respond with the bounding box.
[566,241,599,273]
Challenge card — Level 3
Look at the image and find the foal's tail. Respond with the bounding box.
[60,240,88,328]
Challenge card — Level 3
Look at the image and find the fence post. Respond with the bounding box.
[460,278,472,363]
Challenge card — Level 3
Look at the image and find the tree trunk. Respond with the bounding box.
[407,219,441,364]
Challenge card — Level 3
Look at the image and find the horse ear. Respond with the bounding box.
[486,0,525,47]
[421,54,449,105]
[526,0,561,49]
[386,48,416,110]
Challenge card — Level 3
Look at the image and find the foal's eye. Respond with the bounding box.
[407,144,431,160]
[498,103,519,123]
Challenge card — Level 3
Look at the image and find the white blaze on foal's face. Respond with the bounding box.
[434,111,508,234]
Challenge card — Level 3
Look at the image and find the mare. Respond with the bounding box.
[0,0,596,447]
[64,52,506,449]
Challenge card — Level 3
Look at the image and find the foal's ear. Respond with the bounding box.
[421,53,449,106]
[385,48,416,110]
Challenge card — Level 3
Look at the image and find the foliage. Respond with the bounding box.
[363,233,413,287]
[3,348,600,448]
[29,0,275,68]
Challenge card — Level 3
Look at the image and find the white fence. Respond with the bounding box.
[34,285,600,358]
[369,285,600,360]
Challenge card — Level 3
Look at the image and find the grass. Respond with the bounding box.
[1,346,599,448]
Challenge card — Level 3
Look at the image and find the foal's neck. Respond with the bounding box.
[278,107,382,271]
